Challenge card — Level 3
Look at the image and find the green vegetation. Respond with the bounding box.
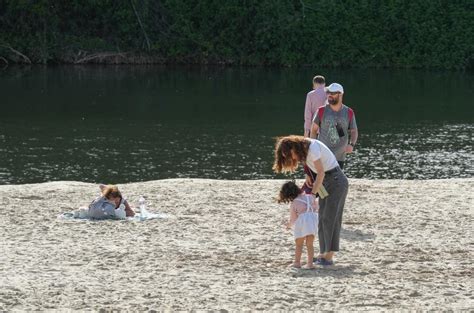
[0,0,472,69]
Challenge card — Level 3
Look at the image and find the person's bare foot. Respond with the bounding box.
[289,262,301,268]
[303,263,315,269]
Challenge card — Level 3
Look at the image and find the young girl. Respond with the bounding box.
[87,184,135,219]
[278,181,319,269]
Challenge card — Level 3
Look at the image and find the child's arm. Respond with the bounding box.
[123,199,135,217]
[287,203,298,229]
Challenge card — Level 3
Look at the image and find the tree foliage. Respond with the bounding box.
[0,0,472,69]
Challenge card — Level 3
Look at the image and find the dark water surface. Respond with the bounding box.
[0,66,473,184]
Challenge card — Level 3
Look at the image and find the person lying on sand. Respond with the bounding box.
[278,181,319,269]
[87,184,135,219]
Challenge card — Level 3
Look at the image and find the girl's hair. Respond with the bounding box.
[102,185,122,199]
[272,135,311,173]
[277,180,301,203]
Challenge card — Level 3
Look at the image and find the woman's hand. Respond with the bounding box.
[311,159,325,196]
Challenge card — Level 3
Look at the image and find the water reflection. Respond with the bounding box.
[353,124,473,179]
[0,66,473,184]
[0,118,472,184]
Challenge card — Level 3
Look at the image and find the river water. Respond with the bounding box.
[0,66,472,184]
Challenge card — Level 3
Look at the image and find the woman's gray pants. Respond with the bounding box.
[318,168,349,253]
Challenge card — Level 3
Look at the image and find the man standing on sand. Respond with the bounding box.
[304,75,327,137]
[310,83,358,170]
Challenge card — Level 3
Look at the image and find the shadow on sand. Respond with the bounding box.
[288,264,359,278]
[340,227,375,242]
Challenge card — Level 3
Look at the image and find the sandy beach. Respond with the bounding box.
[0,178,472,310]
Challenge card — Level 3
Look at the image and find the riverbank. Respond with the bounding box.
[0,178,472,310]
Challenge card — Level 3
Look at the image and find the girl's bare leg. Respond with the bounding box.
[305,235,315,268]
[293,237,305,268]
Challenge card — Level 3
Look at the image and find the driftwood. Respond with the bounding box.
[74,52,127,64]
[130,0,152,51]
[0,44,31,64]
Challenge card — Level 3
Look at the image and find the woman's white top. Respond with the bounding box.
[305,139,339,173]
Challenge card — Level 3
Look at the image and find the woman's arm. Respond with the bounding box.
[311,159,325,196]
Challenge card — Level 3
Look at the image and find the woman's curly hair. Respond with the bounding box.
[277,180,301,203]
[102,185,122,200]
[272,135,311,173]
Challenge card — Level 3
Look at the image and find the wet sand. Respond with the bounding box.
[0,178,472,310]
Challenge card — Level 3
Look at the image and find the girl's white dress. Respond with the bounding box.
[292,194,318,239]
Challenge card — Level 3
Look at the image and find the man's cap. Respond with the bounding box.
[325,83,344,94]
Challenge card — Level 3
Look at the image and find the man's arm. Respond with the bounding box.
[350,128,358,145]
[304,94,312,137]
[310,122,319,139]
[345,128,358,153]
[346,111,358,153]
